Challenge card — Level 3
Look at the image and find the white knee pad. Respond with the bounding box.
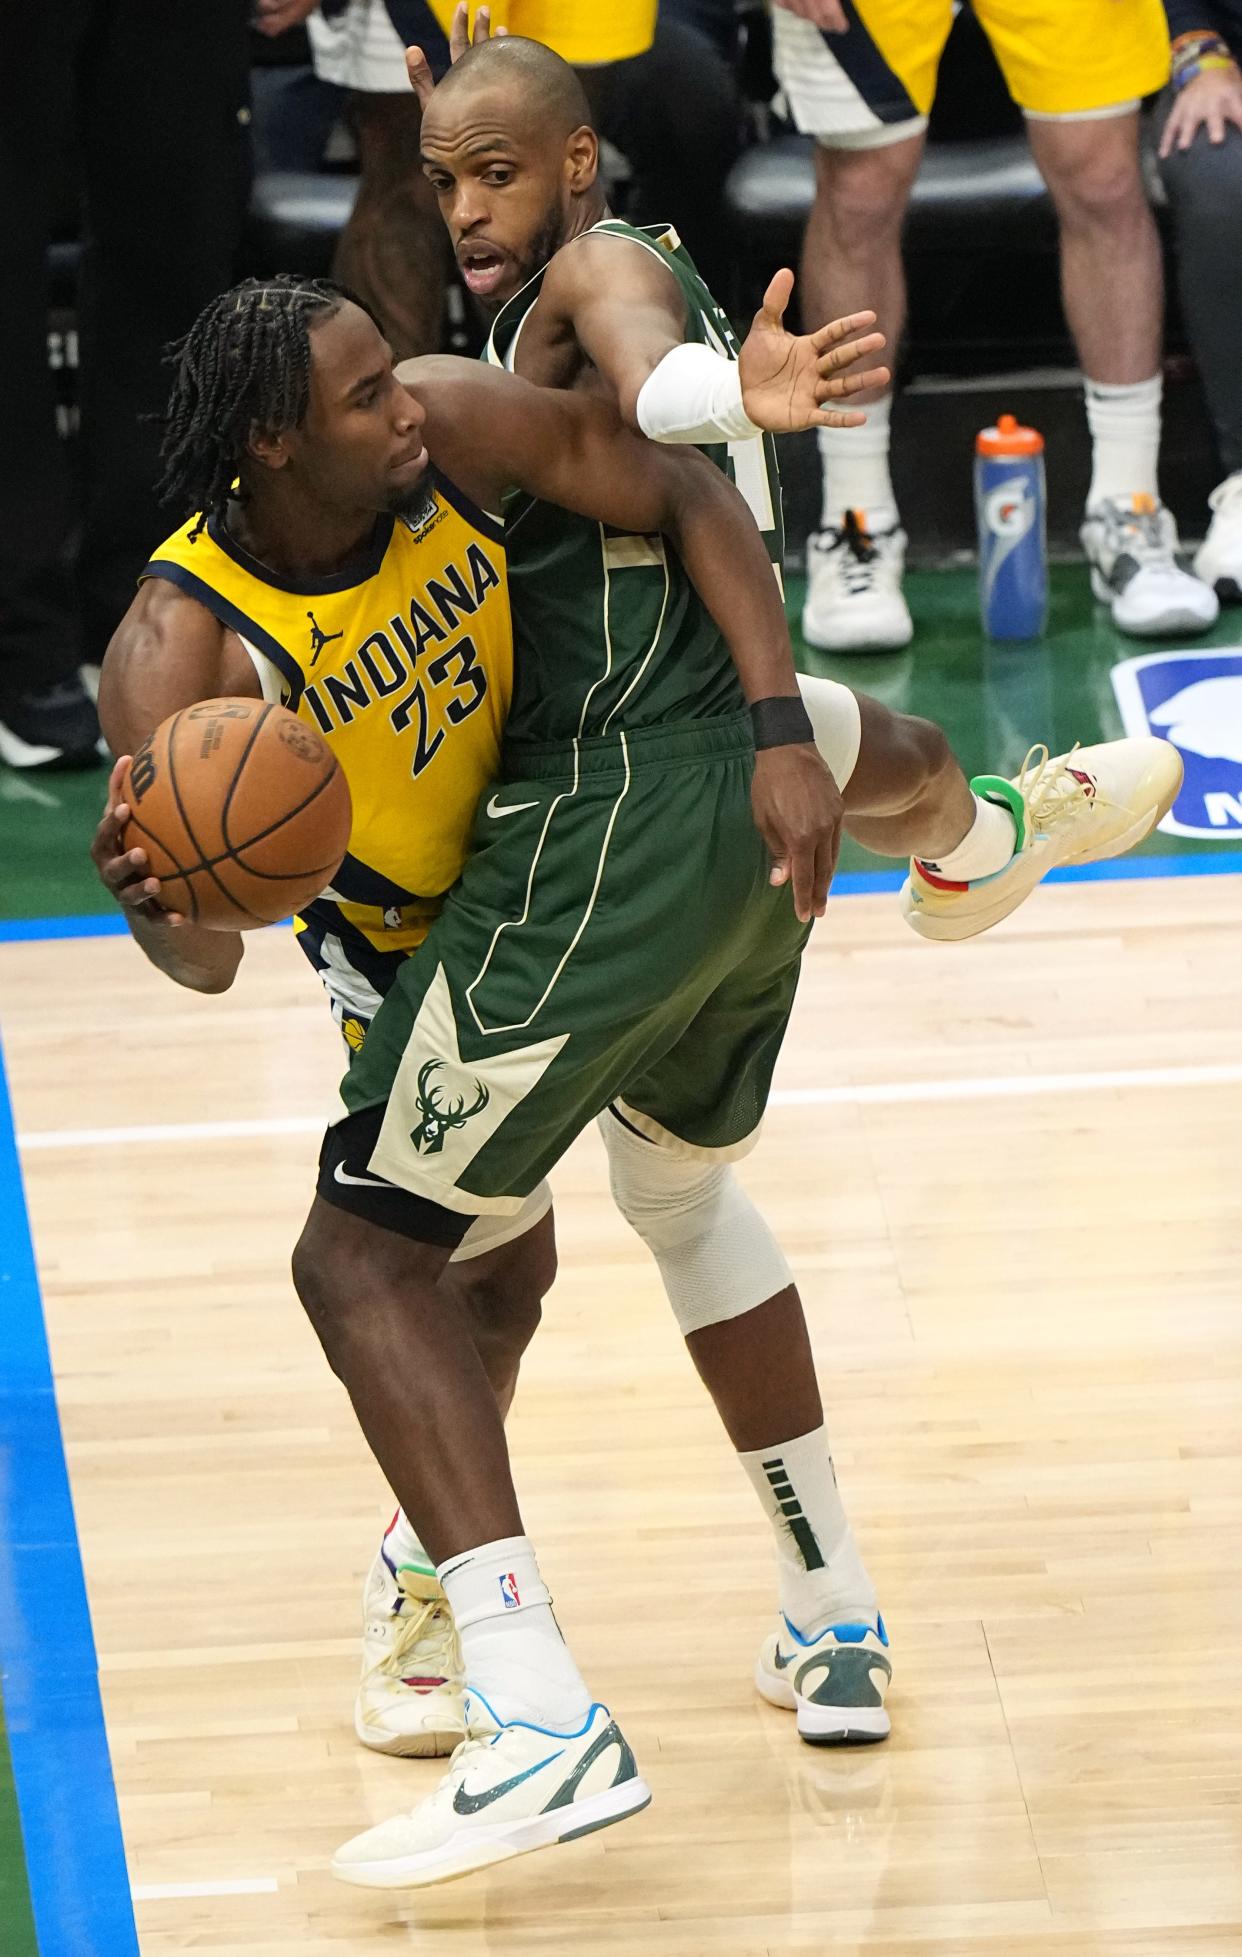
[600,1111,792,1336]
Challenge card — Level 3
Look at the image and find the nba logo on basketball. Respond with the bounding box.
[499,1572,521,1609]
[1112,649,1242,839]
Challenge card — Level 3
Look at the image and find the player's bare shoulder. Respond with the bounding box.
[99,574,259,757]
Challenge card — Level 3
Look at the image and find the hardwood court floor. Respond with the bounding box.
[4,872,1242,1955]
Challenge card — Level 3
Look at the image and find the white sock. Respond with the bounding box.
[438,1535,593,1734]
[818,393,896,531]
[384,1509,434,1577]
[916,792,1018,881]
[1084,374,1162,509]
[739,1425,878,1638]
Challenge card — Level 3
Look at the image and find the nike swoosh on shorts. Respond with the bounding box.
[485,794,539,820]
[333,1161,392,1189]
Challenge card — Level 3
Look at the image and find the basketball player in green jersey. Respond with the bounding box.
[304,32,1184,1891]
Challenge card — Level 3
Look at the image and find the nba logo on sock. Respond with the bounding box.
[1112,649,1242,838]
[499,1572,521,1609]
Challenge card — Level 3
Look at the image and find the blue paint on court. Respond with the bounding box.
[1,846,1240,942]
[0,1037,140,1955]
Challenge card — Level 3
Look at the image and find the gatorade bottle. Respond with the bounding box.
[975,414,1047,641]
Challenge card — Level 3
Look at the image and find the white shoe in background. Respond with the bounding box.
[1081,495,1218,637]
[802,510,914,653]
[1193,472,1242,602]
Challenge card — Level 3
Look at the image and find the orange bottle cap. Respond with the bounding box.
[976,412,1044,457]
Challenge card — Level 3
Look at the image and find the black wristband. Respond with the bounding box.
[750,695,815,750]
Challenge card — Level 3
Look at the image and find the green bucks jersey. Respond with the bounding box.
[484,219,785,747]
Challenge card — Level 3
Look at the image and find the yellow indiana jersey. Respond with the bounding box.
[143,475,512,1001]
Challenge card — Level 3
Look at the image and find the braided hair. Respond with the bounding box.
[156,275,366,539]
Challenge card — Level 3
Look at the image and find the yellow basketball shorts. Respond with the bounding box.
[772,0,1171,147]
[308,0,655,92]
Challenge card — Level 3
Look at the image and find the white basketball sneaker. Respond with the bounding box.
[332,1693,651,1889]
[756,1614,892,1744]
[355,1544,467,1758]
[1081,494,1218,637]
[1193,472,1242,602]
[902,736,1183,942]
[802,510,914,653]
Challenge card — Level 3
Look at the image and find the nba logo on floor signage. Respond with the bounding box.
[499,1572,521,1609]
[1111,648,1242,838]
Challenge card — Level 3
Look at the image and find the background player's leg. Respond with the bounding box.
[1026,109,1217,636]
[1154,85,1242,595]
[337,92,452,358]
[798,135,923,653]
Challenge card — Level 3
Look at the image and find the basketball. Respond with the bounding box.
[119,697,352,929]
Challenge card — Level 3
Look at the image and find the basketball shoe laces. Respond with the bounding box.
[364,1587,461,1696]
[1010,742,1128,846]
[1099,496,1170,567]
[824,509,883,597]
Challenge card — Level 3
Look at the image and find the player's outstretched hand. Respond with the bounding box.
[406,3,505,104]
[739,273,889,435]
[90,759,185,928]
[753,743,843,924]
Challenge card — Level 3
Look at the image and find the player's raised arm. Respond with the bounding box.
[404,356,842,920]
[94,581,255,993]
[537,235,888,441]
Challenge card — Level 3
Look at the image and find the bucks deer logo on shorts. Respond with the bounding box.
[409,1058,490,1155]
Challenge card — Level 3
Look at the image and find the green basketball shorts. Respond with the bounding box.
[335,713,810,1217]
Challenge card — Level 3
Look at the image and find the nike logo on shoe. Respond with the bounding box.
[452,1749,565,1814]
[333,1161,392,1189]
[485,793,539,820]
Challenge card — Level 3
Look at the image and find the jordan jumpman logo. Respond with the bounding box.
[307,610,344,666]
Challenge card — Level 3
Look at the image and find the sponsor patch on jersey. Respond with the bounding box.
[1112,648,1242,838]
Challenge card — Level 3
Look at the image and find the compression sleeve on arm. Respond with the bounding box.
[635,342,762,445]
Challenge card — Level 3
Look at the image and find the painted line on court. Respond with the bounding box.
[16,1059,1242,1157]
[2,845,1241,945]
[132,1877,280,1901]
[0,1037,140,1955]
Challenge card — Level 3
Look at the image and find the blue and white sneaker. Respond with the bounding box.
[755,1615,892,1745]
[332,1692,651,1889]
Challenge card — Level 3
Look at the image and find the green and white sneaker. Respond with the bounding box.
[902,736,1183,942]
[333,1693,651,1889]
[756,1614,892,1745]
[354,1540,467,1758]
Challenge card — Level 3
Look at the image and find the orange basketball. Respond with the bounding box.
[119,698,352,930]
